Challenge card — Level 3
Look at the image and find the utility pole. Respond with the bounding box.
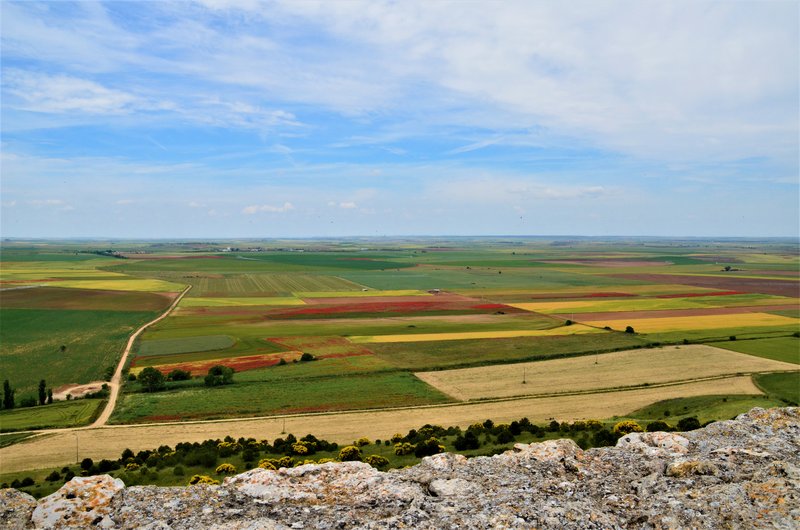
[281,418,286,434]
[522,367,526,384]
[73,432,79,464]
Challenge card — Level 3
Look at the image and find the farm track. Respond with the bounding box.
[89,285,192,427]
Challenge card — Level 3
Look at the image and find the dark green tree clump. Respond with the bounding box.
[3,380,14,410]
[138,367,166,392]
[167,369,191,381]
[204,365,234,387]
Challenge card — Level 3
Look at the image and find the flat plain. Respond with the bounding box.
[1,238,798,471]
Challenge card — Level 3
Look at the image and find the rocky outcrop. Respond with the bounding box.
[2,407,798,529]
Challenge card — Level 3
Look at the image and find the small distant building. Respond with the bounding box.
[428,289,441,294]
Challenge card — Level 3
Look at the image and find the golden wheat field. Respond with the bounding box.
[0,375,763,474]
[414,345,797,400]
[582,312,799,332]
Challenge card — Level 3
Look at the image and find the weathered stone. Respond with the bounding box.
[30,475,124,529]
[0,488,36,530]
[2,407,798,529]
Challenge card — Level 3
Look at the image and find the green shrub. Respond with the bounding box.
[173,465,185,476]
[215,463,237,475]
[338,445,362,462]
[188,475,219,486]
[677,417,701,431]
[364,455,390,469]
[612,420,643,436]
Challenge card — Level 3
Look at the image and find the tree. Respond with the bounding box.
[138,367,166,392]
[204,365,234,387]
[167,369,191,381]
[38,380,47,406]
[625,325,635,334]
[677,417,701,431]
[60,345,67,353]
[47,388,53,404]
[3,380,14,410]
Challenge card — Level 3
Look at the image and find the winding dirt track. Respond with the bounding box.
[90,285,191,427]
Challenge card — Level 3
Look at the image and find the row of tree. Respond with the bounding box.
[2,379,53,410]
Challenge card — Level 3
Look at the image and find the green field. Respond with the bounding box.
[0,399,104,432]
[754,372,800,404]
[0,308,159,396]
[110,372,450,423]
[621,394,784,423]
[137,335,236,356]
[368,332,649,370]
[710,336,800,364]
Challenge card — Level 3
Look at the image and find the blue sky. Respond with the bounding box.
[1,0,798,238]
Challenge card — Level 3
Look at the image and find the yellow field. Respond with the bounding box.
[0,268,125,281]
[509,295,794,314]
[414,345,797,400]
[583,312,800,333]
[179,297,305,307]
[45,278,185,292]
[350,324,600,343]
[0,376,762,474]
[295,290,431,298]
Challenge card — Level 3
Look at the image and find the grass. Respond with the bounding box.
[109,372,452,423]
[368,332,648,370]
[351,324,599,343]
[296,290,429,298]
[0,399,104,432]
[0,432,37,448]
[0,308,159,396]
[709,336,800,364]
[183,274,364,297]
[753,372,800,404]
[137,335,236,356]
[414,345,796,401]
[621,394,784,423]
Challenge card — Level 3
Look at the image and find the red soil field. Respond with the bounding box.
[553,304,799,322]
[152,351,302,376]
[608,273,800,297]
[263,298,520,319]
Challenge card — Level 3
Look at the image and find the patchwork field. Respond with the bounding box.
[2,238,798,456]
[414,345,798,400]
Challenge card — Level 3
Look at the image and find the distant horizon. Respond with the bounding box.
[3,234,799,243]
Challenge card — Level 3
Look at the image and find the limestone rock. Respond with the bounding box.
[0,488,36,530]
[31,475,124,529]
[2,407,798,529]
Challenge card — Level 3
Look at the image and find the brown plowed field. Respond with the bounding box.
[608,274,800,297]
[554,304,800,321]
[0,286,176,311]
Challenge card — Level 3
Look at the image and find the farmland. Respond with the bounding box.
[1,238,798,474]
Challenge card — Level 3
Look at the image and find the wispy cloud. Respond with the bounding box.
[242,202,295,214]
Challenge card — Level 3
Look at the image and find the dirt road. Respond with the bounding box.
[90,285,191,427]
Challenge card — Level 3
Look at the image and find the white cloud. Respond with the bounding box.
[28,199,64,206]
[4,70,141,115]
[339,201,357,209]
[116,199,135,205]
[242,202,295,214]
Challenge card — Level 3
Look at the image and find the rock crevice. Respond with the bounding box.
[2,407,798,529]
